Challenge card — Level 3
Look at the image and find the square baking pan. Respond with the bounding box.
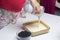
[22,20,50,37]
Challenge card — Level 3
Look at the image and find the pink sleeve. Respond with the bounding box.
[8,0,25,9]
[0,0,26,12]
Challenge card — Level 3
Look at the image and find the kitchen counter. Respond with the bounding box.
[0,13,60,40]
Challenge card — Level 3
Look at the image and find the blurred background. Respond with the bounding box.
[40,0,60,16]
[55,0,60,16]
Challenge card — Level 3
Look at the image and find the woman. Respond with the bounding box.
[0,0,40,27]
[0,0,40,13]
[40,0,56,14]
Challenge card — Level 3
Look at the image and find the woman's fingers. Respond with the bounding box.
[32,2,40,14]
[35,3,40,14]
[32,5,40,14]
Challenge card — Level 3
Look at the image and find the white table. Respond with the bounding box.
[0,13,60,40]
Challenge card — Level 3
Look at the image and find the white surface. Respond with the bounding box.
[0,13,60,40]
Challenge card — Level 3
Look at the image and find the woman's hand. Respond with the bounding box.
[30,0,40,14]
